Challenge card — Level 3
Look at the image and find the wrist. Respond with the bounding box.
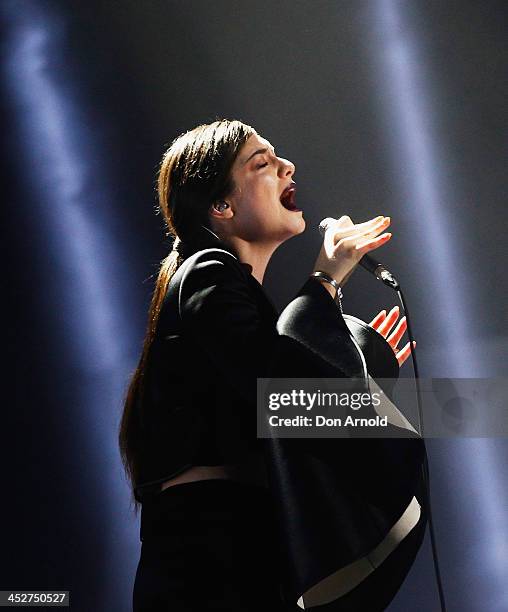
[309,271,343,311]
[313,276,336,299]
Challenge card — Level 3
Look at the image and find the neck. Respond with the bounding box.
[223,237,280,284]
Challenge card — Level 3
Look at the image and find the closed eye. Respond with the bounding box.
[256,162,268,169]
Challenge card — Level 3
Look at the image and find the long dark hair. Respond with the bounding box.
[119,119,254,510]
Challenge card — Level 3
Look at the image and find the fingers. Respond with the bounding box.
[329,216,389,241]
[339,216,391,242]
[351,216,391,240]
[353,215,385,230]
[377,306,400,337]
[336,215,383,232]
[354,232,392,254]
[397,341,416,367]
[387,315,407,349]
[371,306,414,367]
[335,219,391,257]
[369,310,387,329]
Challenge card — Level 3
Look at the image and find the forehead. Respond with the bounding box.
[237,133,275,163]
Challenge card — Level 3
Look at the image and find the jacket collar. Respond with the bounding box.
[183,225,279,318]
[184,224,254,276]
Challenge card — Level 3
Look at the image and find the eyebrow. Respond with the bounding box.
[243,146,275,165]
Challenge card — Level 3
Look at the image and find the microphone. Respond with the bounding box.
[318,217,400,290]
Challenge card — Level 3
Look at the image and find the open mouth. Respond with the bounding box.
[280,184,301,212]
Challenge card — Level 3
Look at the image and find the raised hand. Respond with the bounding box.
[313,215,392,288]
[369,306,415,368]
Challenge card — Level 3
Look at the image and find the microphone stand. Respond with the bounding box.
[318,217,447,610]
[395,284,448,612]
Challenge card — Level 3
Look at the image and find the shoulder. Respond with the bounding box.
[182,247,243,273]
[158,248,249,337]
[175,248,257,319]
[178,247,249,290]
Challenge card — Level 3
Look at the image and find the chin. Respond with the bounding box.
[291,214,306,235]
[280,215,306,241]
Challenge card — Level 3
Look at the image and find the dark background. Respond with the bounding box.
[2,1,507,610]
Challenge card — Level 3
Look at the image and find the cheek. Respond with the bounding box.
[241,198,268,224]
[234,174,280,225]
[251,195,279,222]
[253,178,279,210]
[241,186,276,217]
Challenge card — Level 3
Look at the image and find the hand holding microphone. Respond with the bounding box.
[312,215,394,290]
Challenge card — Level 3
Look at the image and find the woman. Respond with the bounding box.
[120,119,424,611]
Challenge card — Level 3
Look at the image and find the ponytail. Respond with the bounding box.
[118,247,181,512]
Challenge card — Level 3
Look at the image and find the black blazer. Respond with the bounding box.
[135,225,427,611]
[135,226,372,496]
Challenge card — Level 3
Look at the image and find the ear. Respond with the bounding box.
[210,200,233,219]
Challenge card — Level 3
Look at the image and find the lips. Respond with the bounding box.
[280,183,301,212]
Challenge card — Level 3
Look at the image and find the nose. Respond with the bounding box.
[277,156,295,178]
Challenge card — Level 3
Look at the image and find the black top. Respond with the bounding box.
[134,225,428,610]
[134,225,372,499]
